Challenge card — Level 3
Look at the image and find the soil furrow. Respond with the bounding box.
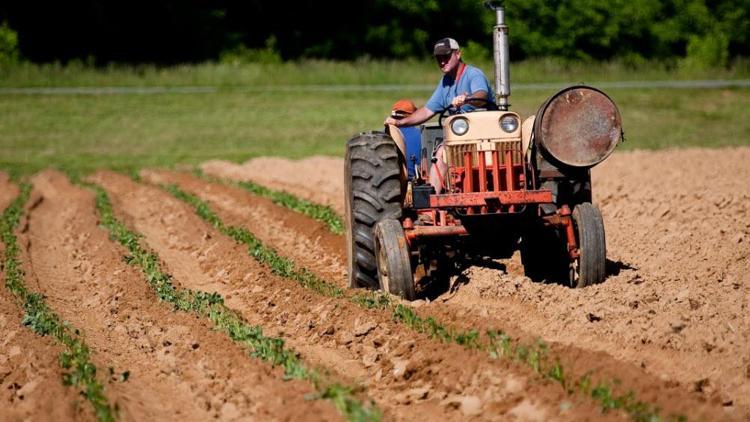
[145,169,728,420]
[0,174,89,422]
[0,173,20,211]
[94,170,615,421]
[201,157,345,216]
[196,148,750,419]
[145,170,347,286]
[23,170,337,421]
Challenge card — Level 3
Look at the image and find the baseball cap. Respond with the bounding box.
[433,38,460,56]
[391,99,417,118]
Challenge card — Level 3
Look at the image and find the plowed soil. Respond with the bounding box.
[5,170,339,421]
[105,169,618,421]
[3,146,747,420]
[1,174,91,422]
[200,147,750,419]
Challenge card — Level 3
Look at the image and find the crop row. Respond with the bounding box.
[1,184,116,422]
[87,183,379,422]
[175,175,682,422]
[195,169,344,235]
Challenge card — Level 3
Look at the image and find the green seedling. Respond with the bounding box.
[192,168,343,235]
[89,182,378,422]
[162,178,682,422]
[164,184,345,298]
[2,184,115,422]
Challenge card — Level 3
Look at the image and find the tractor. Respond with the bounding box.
[345,2,622,300]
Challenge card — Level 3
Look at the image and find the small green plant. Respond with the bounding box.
[89,182,378,421]
[164,183,345,297]
[351,291,392,310]
[2,184,115,422]
[239,180,344,235]
[161,177,681,422]
[192,169,343,235]
[548,361,566,389]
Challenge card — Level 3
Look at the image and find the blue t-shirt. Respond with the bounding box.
[425,64,495,114]
[399,126,421,179]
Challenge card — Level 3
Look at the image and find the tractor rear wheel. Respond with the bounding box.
[345,132,405,289]
[374,219,416,300]
[571,202,606,287]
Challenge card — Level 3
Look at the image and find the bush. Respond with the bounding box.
[0,21,20,66]
[682,31,730,69]
[462,40,491,64]
[219,36,282,65]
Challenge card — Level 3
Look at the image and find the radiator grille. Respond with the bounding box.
[445,140,522,167]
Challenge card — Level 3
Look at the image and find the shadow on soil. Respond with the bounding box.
[418,256,638,300]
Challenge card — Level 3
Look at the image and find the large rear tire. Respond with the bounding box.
[345,132,405,289]
[374,219,416,300]
[571,202,606,287]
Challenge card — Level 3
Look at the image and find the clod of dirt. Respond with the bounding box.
[508,399,547,422]
[353,319,377,337]
[394,387,429,404]
[586,312,602,322]
[441,394,483,416]
[391,359,410,379]
[361,349,380,368]
[669,320,687,333]
[166,148,750,419]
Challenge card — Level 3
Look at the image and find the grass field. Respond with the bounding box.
[2,58,749,87]
[1,60,749,176]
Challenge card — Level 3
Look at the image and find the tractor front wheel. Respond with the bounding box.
[570,202,606,287]
[374,219,416,300]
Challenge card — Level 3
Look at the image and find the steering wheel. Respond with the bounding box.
[437,97,494,127]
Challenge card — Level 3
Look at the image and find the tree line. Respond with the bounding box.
[1,0,747,67]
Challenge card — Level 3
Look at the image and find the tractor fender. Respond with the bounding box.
[385,124,409,184]
[521,114,535,160]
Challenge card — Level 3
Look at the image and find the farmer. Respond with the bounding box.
[384,38,495,192]
[389,99,422,180]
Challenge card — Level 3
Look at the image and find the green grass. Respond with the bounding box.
[1,184,116,422]
[1,86,748,176]
[0,59,748,176]
[1,58,748,87]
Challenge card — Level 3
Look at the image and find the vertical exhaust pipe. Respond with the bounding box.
[486,1,510,111]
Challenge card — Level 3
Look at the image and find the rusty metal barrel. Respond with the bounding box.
[534,86,622,168]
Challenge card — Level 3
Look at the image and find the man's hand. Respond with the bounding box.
[384,116,400,126]
[451,93,468,108]
[452,91,489,109]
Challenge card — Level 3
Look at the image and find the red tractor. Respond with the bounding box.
[345,2,622,300]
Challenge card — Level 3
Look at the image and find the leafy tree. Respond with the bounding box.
[0,21,19,65]
[0,0,748,64]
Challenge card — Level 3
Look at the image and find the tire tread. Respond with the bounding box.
[345,132,404,289]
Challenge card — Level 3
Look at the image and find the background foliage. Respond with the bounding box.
[1,0,748,68]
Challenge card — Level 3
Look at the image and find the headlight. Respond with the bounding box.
[499,114,519,133]
[451,118,469,136]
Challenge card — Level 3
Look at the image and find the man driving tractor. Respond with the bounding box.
[346,3,621,299]
[384,38,496,193]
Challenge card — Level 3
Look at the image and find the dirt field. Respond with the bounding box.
[201,147,750,420]
[1,147,748,421]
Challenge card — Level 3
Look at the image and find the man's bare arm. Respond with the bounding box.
[384,106,436,127]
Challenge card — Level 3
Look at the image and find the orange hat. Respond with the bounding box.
[391,99,417,118]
